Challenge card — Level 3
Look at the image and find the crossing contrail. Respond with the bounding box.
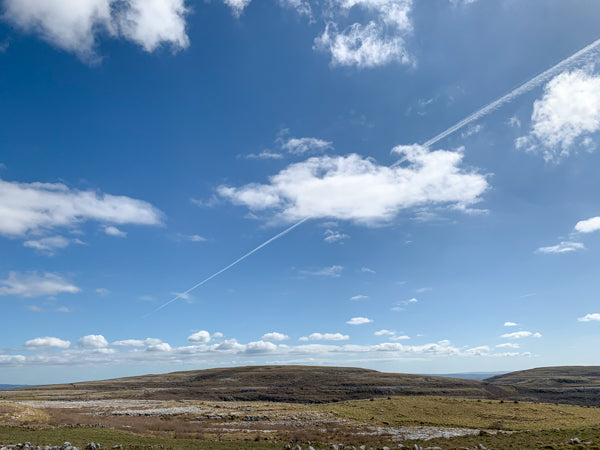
[144,217,309,317]
[403,37,600,157]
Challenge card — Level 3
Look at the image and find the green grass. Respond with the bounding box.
[320,396,600,431]
[0,426,284,449]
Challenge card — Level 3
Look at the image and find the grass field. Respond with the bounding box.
[322,396,600,431]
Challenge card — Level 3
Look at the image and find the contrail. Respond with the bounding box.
[144,217,309,317]
[405,37,600,155]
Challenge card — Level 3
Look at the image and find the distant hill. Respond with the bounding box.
[0,365,485,403]
[2,365,600,406]
[0,384,29,390]
[483,366,600,406]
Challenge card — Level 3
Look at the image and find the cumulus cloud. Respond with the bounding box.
[500,331,542,339]
[575,217,600,233]
[25,336,70,350]
[0,177,163,239]
[2,0,189,62]
[77,334,109,348]
[536,241,584,254]
[187,330,211,343]
[261,332,289,341]
[300,332,349,341]
[104,225,127,237]
[578,313,600,322]
[0,271,79,298]
[7,333,533,368]
[346,316,372,325]
[516,69,600,162]
[147,342,172,352]
[219,147,487,225]
[314,0,414,68]
[504,322,518,327]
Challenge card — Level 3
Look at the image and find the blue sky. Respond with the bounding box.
[1,0,600,385]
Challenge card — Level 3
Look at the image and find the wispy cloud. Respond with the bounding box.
[536,241,584,254]
[324,229,349,243]
[361,267,375,274]
[23,235,71,254]
[500,331,542,339]
[0,272,80,298]
[350,294,368,301]
[280,137,333,155]
[301,265,344,277]
[504,322,518,327]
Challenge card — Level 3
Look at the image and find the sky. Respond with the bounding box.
[1,0,600,385]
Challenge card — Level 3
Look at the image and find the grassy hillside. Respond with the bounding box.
[484,366,600,406]
[0,365,485,403]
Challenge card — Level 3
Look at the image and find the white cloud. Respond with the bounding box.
[187,234,207,242]
[112,338,163,347]
[504,321,518,327]
[222,0,252,16]
[508,116,521,128]
[243,151,284,160]
[301,265,344,277]
[261,332,289,341]
[281,137,333,155]
[212,332,224,339]
[0,355,26,365]
[407,298,418,303]
[536,241,584,254]
[578,313,600,322]
[516,69,600,162]
[3,0,189,62]
[25,336,70,350]
[350,294,368,301]
[0,271,80,298]
[23,235,71,253]
[147,342,172,352]
[575,217,600,233]
[104,225,127,238]
[501,331,542,339]
[315,21,411,69]
[361,267,375,274]
[0,177,162,238]
[390,335,410,341]
[95,288,111,296]
[219,147,487,225]
[77,334,109,348]
[374,329,394,336]
[324,229,349,243]
[496,343,519,349]
[187,330,211,343]
[346,316,372,325]
[301,332,349,341]
[56,306,71,313]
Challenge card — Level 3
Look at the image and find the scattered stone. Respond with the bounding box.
[478,444,487,450]
[569,438,581,444]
